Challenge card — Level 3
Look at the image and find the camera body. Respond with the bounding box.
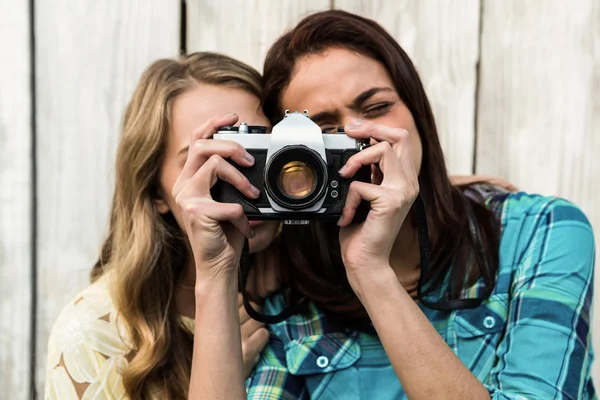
[211,110,371,224]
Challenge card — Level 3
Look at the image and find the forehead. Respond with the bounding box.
[282,48,394,112]
[171,83,268,142]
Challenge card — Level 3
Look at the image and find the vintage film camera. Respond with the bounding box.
[211,110,371,225]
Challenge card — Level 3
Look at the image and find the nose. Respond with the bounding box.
[340,113,361,130]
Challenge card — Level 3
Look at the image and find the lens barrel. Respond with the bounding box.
[264,146,328,210]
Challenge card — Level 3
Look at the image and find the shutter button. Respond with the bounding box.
[316,356,329,368]
[483,316,496,329]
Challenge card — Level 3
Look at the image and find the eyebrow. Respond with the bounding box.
[309,87,395,125]
[351,87,394,110]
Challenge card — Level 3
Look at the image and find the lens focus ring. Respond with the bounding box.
[264,146,328,210]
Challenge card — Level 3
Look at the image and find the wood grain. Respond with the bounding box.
[0,1,32,398]
[33,1,180,395]
[334,0,481,174]
[476,0,599,381]
[1,1,597,396]
[186,0,330,72]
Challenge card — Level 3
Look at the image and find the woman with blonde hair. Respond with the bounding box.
[45,50,515,399]
[44,52,282,399]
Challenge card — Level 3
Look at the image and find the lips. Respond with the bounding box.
[249,221,264,227]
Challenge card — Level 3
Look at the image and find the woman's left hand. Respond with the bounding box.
[337,120,419,293]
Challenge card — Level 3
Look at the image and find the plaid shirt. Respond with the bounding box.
[246,192,596,399]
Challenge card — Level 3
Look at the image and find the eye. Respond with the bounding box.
[363,102,394,118]
[320,125,337,133]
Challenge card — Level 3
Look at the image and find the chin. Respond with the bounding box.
[248,222,278,254]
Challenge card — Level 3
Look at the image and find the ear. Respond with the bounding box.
[154,197,170,214]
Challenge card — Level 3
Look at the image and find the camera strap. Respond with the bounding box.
[239,238,302,324]
[415,193,494,311]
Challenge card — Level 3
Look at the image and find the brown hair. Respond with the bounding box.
[262,10,499,326]
[90,52,262,399]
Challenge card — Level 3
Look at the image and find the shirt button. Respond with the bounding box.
[316,356,329,368]
[483,316,496,329]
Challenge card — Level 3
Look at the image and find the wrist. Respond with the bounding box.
[194,269,238,300]
[348,265,398,300]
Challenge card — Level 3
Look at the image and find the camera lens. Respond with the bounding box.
[277,161,316,199]
[264,146,327,210]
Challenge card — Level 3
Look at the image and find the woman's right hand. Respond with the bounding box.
[172,113,261,280]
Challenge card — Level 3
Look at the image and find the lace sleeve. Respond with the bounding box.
[44,278,130,399]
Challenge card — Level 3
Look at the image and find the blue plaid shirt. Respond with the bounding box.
[246,192,596,399]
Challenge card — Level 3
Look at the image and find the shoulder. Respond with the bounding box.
[46,272,130,385]
[487,191,593,252]
[487,192,595,294]
[487,191,591,227]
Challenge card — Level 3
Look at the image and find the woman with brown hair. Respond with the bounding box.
[188,10,595,400]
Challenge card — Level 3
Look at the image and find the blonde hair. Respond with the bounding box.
[90,52,263,399]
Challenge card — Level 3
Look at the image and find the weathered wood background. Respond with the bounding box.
[0,0,598,397]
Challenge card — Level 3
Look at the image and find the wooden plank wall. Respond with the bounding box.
[33,1,181,397]
[0,0,597,397]
[0,1,32,398]
[476,1,599,383]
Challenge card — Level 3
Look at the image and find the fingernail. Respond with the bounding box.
[337,216,344,226]
[338,165,348,175]
[250,185,261,197]
[347,118,363,130]
[244,151,255,164]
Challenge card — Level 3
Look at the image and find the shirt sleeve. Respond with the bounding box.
[246,333,308,399]
[486,198,595,399]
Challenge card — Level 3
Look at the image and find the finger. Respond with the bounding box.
[345,119,408,145]
[338,180,417,227]
[242,327,270,366]
[191,113,239,141]
[191,200,254,239]
[345,120,418,185]
[340,141,402,183]
[190,155,260,200]
[337,181,385,227]
[239,299,262,325]
[174,114,240,191]
[181,139,255,184]
[240,314,266,339]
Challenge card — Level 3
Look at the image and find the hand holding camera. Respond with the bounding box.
[172,113,259,280]
[337,119,420,293]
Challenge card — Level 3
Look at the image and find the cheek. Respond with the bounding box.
[158,160,186,230]
[376,110,423,173]
[160,161,182,202]
[411,133,423,173]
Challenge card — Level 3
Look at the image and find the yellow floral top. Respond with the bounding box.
[44,272,194,399]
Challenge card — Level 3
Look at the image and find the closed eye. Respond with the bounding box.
[321,125,337,133]
[363,102,394,118]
